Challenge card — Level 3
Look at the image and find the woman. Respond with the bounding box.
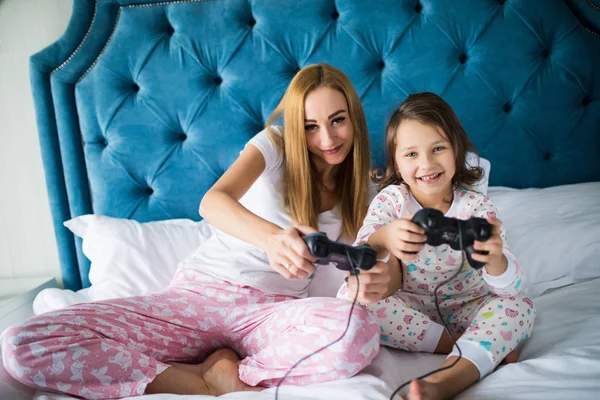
[2,64,387,399]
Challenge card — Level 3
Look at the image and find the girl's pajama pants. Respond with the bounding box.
[338,285,535,378]
[2,269,380,399]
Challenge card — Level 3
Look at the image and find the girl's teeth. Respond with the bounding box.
[420,173,440,181]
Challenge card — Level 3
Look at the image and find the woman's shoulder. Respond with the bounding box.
[247,125,284,172]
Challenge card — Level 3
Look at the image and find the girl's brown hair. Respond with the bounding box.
[375,92,483,192]
[265,64,371,240]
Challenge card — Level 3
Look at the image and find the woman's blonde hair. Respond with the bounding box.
[266,64,371,240]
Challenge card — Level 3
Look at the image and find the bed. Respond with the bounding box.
[2,0,600,399]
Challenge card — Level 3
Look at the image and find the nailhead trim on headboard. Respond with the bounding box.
[52,0,99,75]
[77,0,214,83]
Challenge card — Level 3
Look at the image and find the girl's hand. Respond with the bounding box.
[264,224,318,279]
[380,216,427,261]
[472,217,508,274]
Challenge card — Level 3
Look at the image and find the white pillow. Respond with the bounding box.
[34,215,348,314]
[487,182,600,298]
[34,216,213,314]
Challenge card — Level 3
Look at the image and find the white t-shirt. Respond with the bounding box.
[178,127,343,298]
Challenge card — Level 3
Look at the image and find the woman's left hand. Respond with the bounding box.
[344,255,401,303]
[472,217,508,274]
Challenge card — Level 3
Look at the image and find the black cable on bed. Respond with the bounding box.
[389,226,466,399]
[274,247,361,400]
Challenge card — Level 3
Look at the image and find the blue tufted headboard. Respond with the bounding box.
[31,0,600,290]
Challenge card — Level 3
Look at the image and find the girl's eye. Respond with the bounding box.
[405,152,417,157]
[305,124,318,131]
[434,146,446,152]
[331,116,345,126]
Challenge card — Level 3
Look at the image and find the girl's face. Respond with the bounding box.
[304,86,354,171]
[395,119,456,199]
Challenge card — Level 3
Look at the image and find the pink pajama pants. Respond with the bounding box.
[2,269,380,399]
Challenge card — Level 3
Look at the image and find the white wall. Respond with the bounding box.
[0,0,74,284]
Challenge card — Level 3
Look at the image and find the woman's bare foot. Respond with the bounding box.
[404,380,446,400]
[168,348,240,376]
[202,358,265,396]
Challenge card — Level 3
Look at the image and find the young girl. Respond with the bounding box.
[2,64,381,399]
[338,92,536,400]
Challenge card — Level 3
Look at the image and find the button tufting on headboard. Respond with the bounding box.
[29,0,600,290]
[582,96,592,106]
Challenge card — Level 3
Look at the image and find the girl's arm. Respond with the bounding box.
[355,187,400,257]
[357,187,425,261]
[471,198,525,297]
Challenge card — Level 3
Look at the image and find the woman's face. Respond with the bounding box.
[303,86,354,171]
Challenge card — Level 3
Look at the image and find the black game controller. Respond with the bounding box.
[411,208,492,269]
[303,232,377,274]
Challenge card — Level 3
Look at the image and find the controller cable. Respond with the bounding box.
[389,225,466,399]
[275,247,361,400]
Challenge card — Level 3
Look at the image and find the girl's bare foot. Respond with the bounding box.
[202,358,265,396]
[404,380,445,400]
[168,348,240,376]
[501,350,519,365]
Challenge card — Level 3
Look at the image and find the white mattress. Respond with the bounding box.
[2,277,600,400]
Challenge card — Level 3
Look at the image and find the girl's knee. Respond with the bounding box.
[502,294,536,319]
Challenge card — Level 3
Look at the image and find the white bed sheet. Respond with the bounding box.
[2,277,600,400]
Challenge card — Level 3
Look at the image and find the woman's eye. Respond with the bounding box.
[405,152,417,157]
[331,116,345,126]
[305,124,318,131]
[434,146,446,152]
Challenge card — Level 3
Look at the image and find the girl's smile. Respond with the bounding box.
[394,119,456,209]
[417,172,443,183]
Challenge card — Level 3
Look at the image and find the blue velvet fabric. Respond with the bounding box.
[30,0,600,290]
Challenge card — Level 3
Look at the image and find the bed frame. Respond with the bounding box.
[30,0,600,290]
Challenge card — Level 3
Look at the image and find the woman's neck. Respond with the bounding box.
[410,186,454,214]
[313,160,338,188]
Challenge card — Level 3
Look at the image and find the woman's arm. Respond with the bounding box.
[199,143,316,279]
[199,144,278,249]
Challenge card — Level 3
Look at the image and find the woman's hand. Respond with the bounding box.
[377,216,427,261]
[264,224,318,279]
[472,217,508,275]
[344,255,402,303]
